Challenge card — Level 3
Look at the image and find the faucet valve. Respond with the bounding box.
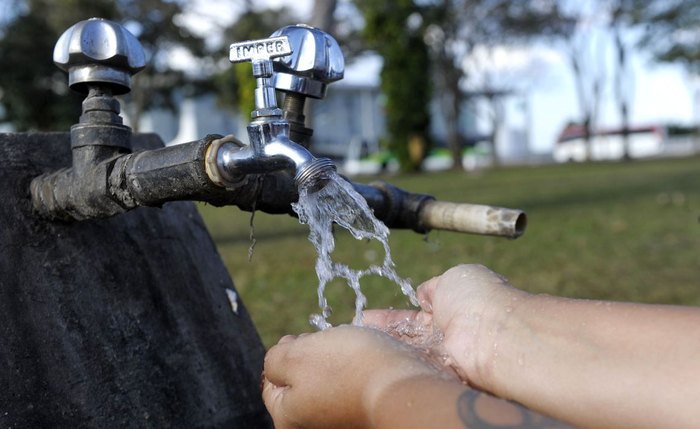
[54,17,146,95]
[271,25,344,100]
[270,25,344,146]
[53,18,146,154]
[229,36,293,119]
[216,32,336,195]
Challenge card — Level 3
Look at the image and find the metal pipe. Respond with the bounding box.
[31,136,241,220]
[30,133,333,220]
[31,134,526,239]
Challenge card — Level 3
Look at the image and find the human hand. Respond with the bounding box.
[262,325,449,429]
[363,264,527,391]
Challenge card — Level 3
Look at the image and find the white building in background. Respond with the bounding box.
[136,53,539,172]
[552,124,700,163]
[309,55,386,159]
[137,93,243,145]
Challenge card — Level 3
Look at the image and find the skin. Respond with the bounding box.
[262,325,566,429]
[263,264,700,429]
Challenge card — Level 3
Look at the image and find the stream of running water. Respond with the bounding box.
[292,171,419,330]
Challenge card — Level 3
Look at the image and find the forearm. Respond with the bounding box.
[484,295,700,428]
[369,375,570,429]
[368,375,464,429]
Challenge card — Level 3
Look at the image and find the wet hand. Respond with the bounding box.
[363,264,527,390]
[262,325,445,429]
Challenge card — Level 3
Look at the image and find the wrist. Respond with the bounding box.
[467,286,532,397]
[366,373,464,429]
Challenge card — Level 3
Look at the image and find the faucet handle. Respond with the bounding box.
[229,36,293,74]
[271,24,344,99]
[54,18,146,95]
[229,36,293,116]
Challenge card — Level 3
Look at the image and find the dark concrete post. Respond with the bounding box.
[0,132,272,428]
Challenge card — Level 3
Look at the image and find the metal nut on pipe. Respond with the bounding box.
[418,201,527,239]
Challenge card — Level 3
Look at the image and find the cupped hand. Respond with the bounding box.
[262,325,448,429]
[362,264,527,390]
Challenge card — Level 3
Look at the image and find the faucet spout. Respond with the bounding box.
[213,133,335,192]
[265,136,336,190]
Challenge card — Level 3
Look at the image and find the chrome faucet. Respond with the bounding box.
[211,33,335,192]
[31,20,340,220]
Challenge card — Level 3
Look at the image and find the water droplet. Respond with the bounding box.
[310,314,331,331]
[322,306,333,318]
[505,306,513,313]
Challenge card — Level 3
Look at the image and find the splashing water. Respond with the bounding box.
[292,171,419,330]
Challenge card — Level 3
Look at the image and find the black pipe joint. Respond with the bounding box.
[364,181,435,234]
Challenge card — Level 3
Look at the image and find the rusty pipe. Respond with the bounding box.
[31,133,526,239]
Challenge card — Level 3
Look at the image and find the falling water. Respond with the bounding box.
[292,170,419,330]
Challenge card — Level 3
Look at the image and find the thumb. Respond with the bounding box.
[416,276,440,313]
[262,377,288,425]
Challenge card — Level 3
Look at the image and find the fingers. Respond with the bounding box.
[362,265,501,329]
[262,338,294,427]
[418,264,509,301]
[278,334,297,345]
[263,333,317,389]
[262,376,296,429]
[362,309,422,328]
[261,376,285,414]
[263,338,297,388]
[445,264,507,285]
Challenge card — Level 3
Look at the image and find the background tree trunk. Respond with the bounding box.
[311,0,338,30]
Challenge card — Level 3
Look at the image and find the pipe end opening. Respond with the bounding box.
[512,212,527,239]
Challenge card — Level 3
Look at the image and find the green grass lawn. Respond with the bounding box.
[198,156,700,347]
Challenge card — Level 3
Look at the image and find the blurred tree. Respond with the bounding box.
[117,0,209,132]
[310,0,338,31]
[356,0,432,172]
[608,0,647,160]
[0,0,116,130]
[559,0,651,162]
[607,0,700,152]
[633,1,700,133]
[425,0,573,167]
[637,1,700,70]
[0,0,208,132]
[562,3,606,162]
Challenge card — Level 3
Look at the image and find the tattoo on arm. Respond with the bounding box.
[457,389,573,429]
